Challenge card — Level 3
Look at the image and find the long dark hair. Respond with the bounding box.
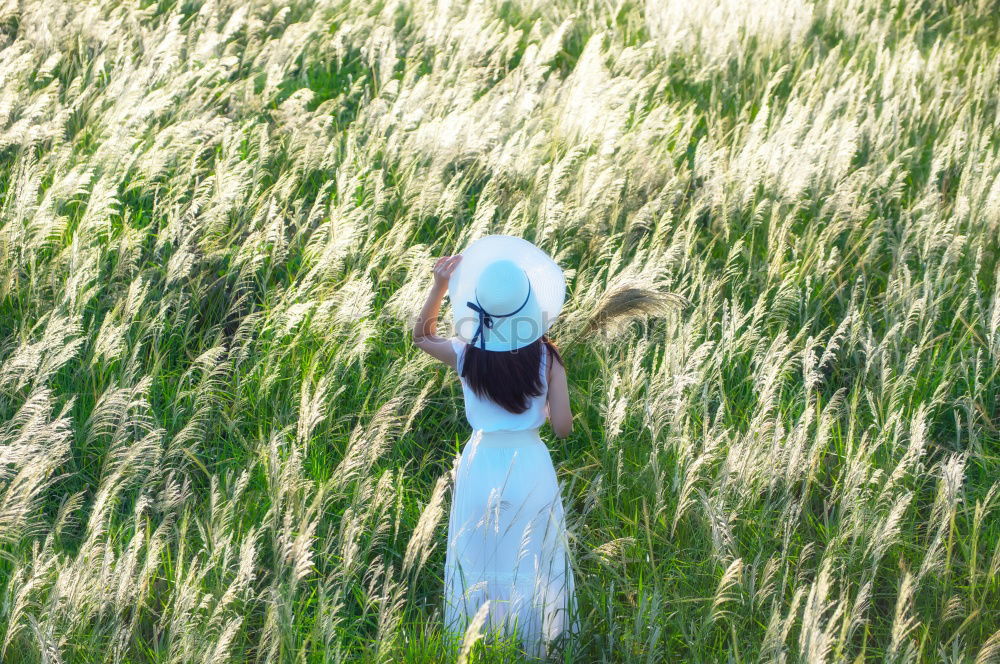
[460,335,564,414]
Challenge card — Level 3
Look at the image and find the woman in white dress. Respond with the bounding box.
[411,235,580,660]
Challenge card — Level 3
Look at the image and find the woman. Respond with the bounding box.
[411,235,580,660]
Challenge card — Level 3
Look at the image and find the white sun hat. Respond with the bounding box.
[448,235,566,352]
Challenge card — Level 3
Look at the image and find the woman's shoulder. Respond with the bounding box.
[543,342,565,384]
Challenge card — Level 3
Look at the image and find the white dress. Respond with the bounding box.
[443,337,580,659]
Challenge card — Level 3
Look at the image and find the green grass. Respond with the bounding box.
[0,0,998,662]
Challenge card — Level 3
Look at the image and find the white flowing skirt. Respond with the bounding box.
[443,428,580,659]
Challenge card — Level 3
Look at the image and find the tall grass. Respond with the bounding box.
[0,0,998,661]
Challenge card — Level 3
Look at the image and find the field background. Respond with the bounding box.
[1,0,999,662]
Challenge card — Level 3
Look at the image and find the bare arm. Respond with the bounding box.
[412,255,462,369]
[546,350,573,438]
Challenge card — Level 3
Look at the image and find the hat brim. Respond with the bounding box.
[449,235,565,352]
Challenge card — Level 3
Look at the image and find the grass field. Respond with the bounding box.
[1,0,999,661]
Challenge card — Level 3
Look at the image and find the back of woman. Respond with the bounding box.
[410,235,580,660]
[449,335,550,432]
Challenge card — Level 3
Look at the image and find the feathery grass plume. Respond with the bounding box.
[645,0,814,68]
[919,453,969,582]
[457,600,492,664]
[868,491,914,565]
[643,335,716,440]
[401,470,451,584]
[574,272,688,344]
[888,571,920,664]
[797,557,845,664]
[752,556,780,612]
[0,312,84,395]
[295,368,337,451]
[941,594,965,624]
[600,370,628,444]
[672,432,725,535]
[374,572,407,664]
[990,263,1000,359]
[589,536,636,565]
[0,388,74,547]
[844,575,874,647]
[709,557,744,624]
[697,487,736,563]
[977,629,1000,664]
[884,404,930,494]
[969,482,1000,602]
[760,584,806,661]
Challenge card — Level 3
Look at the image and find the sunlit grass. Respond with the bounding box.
[0,0,998,662]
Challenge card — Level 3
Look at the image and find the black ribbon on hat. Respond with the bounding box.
[467,284,532,351]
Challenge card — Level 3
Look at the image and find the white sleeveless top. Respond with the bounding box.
[449,336,550,431]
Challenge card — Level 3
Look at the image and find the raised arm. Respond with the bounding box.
[546,349,573,438]
[412,255,462,369]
